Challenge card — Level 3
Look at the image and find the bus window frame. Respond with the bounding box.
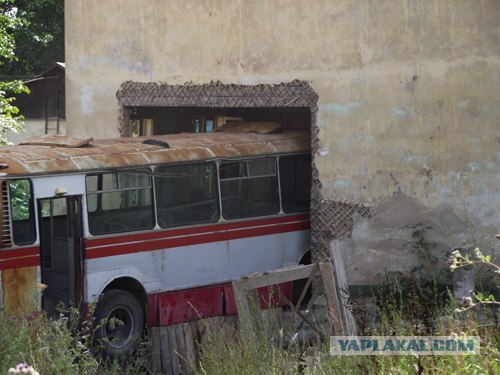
[85,168,155,235]
[219,157,280,220]
[83,152,311,236]
[153,160,220,229]
[8,178,37,246]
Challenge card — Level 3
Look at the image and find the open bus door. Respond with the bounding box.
[38,195,84,318]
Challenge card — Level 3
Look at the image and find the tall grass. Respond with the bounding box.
[0,308,99,374]
[197,280,499,375]
[0,306,152,375]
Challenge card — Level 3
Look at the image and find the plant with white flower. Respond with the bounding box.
[7,363,40,375]
[448,235,500,312]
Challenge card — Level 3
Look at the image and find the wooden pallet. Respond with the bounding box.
[151,315,238,375]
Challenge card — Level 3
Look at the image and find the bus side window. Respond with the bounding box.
[9,179,36,245]
[86,170,154,235]
[220,158,279,219]
[279,154,311,213]
[155,162,219,228]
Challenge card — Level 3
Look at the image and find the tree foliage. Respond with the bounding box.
[0,0,28,145]
[0,0,64,78]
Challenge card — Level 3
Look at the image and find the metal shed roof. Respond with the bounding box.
[0,131,310,177]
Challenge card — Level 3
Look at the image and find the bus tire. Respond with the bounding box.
[93,289,145,359]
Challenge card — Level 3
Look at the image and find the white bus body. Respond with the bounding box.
[0,130,311,357]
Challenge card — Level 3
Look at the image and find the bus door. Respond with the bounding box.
[38,195,84,318]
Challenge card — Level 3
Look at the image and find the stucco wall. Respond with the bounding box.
[65,0,499,284]
[5,119,67,144]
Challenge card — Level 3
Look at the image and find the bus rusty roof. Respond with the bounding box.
[0,131,310,177]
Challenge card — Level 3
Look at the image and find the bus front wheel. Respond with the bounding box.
[93,289,145,359]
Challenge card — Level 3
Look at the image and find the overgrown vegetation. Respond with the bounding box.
[1,235,498,374]
[196,291,498,374]
[0,0,29,145]
[0,0,64,79]
[0,306,152,375]
[197,234,499,374]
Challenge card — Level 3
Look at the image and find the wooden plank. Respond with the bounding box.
[183,322,197,374]
[190,320,202,368]
[240,264,317,290]
[232,279,261,337]
[168,325,181,375]
[159,326,173,375]
[150,327,162,374]
[330,241,358,335]
[194,318,210,354]
[174,323,189,375]
[292,262,319,316]
[319,261,344,334]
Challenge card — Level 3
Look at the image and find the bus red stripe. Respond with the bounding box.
[0,255,40,270]
[0,246,39,260]
[0,216,309,268]
[87,213,310,247]
[86,220,310,259]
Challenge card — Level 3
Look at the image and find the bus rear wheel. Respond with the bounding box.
[93,289,145,359]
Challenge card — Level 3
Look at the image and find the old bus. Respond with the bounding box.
[0,129,311,357]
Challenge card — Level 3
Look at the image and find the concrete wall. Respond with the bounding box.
[65,0,499,285]
[5,119,66,144]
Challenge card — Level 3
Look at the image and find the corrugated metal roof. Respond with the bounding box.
[0,131,310,177]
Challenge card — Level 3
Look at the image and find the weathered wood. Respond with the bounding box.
[151,327,162,374]
[232,261,350,338]
[292,262,319,316]
[194,318,208,350]
[154,261,354,373]
[174,323,189,375]
[319,261,344,334]
[232,279,261,337]
[330,241,358,335]
[159,326,173,375]
[182,322,197,373]
[155,317,241,375]
[167,325,180,375]
[240,264,317,290]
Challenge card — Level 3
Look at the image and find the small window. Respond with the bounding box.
[279,154,311,213]
[86,170,154,235]
[220,158,279,219]
[155,162,219,228]
[41,197,67,218]
[9,179,36,245]
[39,197,68,269]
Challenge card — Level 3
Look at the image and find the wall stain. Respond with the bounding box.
[391,106,410,119]
[322,102,363,117]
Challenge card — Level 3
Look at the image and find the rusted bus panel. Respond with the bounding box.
[143,148,216,165]
[0,157,29,176]
[70,153,152,170]
[0,131,310,176]
[210,143,276,158]
[1,266,38,314]
[270,138,311,154]
[12,157,81,176]
[20,135,93,148]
